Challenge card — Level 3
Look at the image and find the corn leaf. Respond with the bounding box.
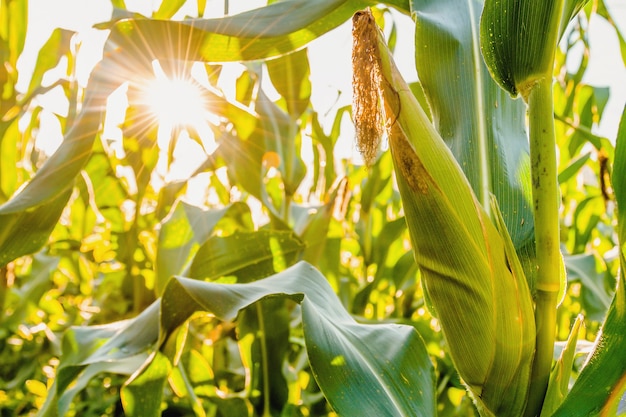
[480,0,587,98]
[0,188,72,267]
[540,315,583,417]
[120,352,171,417]
[155,201,251,295]
[44,262,435,416]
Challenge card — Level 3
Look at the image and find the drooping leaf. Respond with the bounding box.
[107,0,382,64]
[155,201,251,295]
[121,352,171,417]
[0,188,72,267]
[266,48,312,119]
[49,261,436,416]
[162,262,436,416]
[188,229,306,282]
[38,300,161,416]
[0,92,103,214]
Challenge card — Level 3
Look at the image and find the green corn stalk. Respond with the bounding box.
[352,9,535,416]
[479,2,587,415]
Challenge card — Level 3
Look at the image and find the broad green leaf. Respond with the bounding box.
[480,0,587,98]
[121,352,171,417]
[153,0,187,19]
[266,48,312,118]
[0,92,103,214]
[188,230,306,282]
[411,0,535,281]
[0,188,72,267]
[38,301,160,416]
[256,88,306,198]
[352,10,535,415]
[162,262,436,416]
[565,253,612,321]
[51,261,436,416]
[27,28,74,95]
[107,0,374,63]
[480,0,576,98]
[155,201,250,295]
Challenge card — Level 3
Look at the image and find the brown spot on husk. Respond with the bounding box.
[388,125,429,195]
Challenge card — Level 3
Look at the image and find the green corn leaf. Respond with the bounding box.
[164,262,436,416]
[615,107,626,267]
[155,201,251,295]
[0,188,72,267]
[27,28,74,95]
[480,0,588,99]
[121,352,171,417]
[540,315,583,417]
[188,230,306,282]
[266,48,312,119]
[153,0,187,19]
[46,262,435,416]
[352,10,535,415]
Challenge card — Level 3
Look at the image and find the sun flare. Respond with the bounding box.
[142,61,209,130]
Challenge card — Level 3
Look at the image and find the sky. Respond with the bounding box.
[15,0,626,165]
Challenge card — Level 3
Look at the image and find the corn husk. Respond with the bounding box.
[352,10,535,416]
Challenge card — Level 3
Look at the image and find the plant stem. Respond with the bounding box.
[524,77,561,417]
[256,302,272,417]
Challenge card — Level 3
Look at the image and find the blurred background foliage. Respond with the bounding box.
[1,0,625,415]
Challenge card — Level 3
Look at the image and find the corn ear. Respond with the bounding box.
[352,10,535,416]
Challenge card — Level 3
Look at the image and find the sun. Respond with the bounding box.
[141,61,209,131]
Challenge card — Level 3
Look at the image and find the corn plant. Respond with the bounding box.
[1,0,625,416]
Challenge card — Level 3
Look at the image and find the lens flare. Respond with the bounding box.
[142,62,208,130]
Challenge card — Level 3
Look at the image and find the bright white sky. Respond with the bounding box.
[15,0,626,170]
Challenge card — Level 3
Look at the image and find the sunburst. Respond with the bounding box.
[140,61,209,132]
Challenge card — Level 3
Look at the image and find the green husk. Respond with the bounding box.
[352,9,535,416]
